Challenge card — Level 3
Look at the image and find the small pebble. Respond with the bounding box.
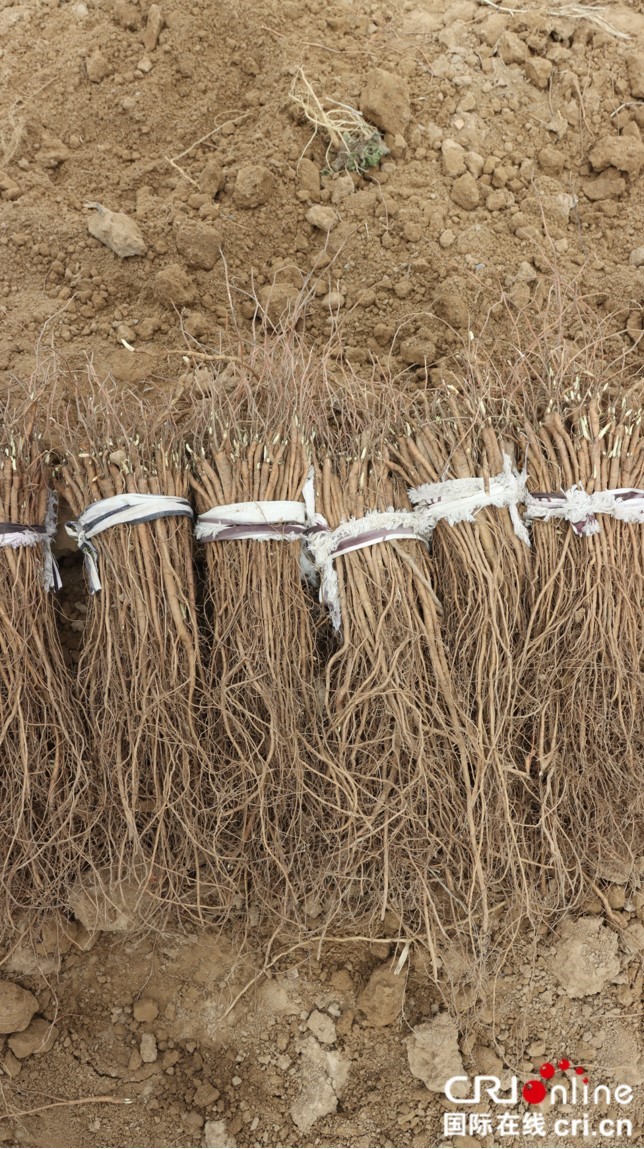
[86,204,147,258]
[140,1032,157,1063]
[133,998,159,1023]
[322,291,345,309]
[306,1009,337,1045]
[305,205,337,232]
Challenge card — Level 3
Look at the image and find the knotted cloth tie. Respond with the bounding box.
[302,507,437,632]
[65,493,194,592]
[408,454,530,546]
[0,492,62,591]
[197,470,442,631]
[524,485,644,536]
[306,456,532,629]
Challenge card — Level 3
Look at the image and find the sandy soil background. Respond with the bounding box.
[0,0,643,1145]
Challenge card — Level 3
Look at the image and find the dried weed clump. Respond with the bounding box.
[290,67,389,174]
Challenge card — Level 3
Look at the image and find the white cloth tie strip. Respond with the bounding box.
[197,471,437,631]
[195,471,328,544]
[524,486,644,536]
[409,453,530,546]
[0,492,62,591]
[66,493,194,593]
[303,508,437,632]
[195,499,312,542]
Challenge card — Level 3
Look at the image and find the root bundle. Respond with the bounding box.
[393,408,534,942]
[515,396,644,899]
[190,420,338,922]
[56,404,205,925]
[0,405,89,936]
[311,446,478,948]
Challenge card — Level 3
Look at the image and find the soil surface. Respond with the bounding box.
[1,0,644,1146]
[2,0,644,392]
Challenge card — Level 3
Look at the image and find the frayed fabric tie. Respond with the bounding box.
[302,458,534,629]
[196,470,432,633]
[66,493,194,592]
[408,454,530,546]
[0,492,62,591]
[302,506,436,632]
[525,485,644,536]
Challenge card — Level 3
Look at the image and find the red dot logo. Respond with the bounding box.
[523,1080,547,1105]
[523,1055,589,1104]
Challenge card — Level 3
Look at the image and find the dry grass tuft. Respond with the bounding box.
[289,67,389,173]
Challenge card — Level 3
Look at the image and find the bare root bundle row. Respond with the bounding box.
[394,388,644,927]
[0,407,90,938]
[57,415,206,927]
[5,319,643,956]
[515,396,644,900]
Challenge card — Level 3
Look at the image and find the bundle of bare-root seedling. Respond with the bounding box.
[184,338,523,951]
[392,397,535,942]
[514,391,644,903]
[453,280,644,914]
[307,439,483,954]
[395,278,644,927]
[0,403,91,939]
[187,351,343,924]
[56,396,208,928]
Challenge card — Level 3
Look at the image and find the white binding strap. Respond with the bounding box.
[195,500,311,542]
[525,485,644,536]
[0,492,62,591]
[303,508,436,632]
[195,469,329,544]
[408,453,530,546]
[195,470,433,632]
[65,493,193,593]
